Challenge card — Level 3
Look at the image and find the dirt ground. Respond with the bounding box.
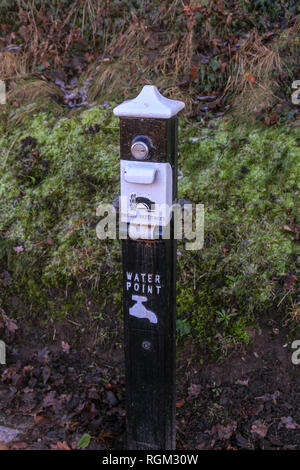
[1,307,300,451]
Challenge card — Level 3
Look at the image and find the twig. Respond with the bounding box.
[2,135,19,170]
[277,289,293,307]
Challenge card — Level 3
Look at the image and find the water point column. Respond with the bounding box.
[113,86,184,450]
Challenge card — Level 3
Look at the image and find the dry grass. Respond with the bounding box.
[7,80,64,104]
[226,27,299,118]
[1,1,298,117]
[83,0,195,108]
[84,25,195,107]
[0,50,30,81]
[0,51,64,108]
[284,300,300,326]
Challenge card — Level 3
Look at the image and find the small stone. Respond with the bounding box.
[106,390,118,406]
[0,426,20,443]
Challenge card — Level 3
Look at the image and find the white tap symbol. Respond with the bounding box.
[129,295,158,324]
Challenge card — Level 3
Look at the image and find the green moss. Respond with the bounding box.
[0,102,122,333]
[0,103,298,355]
[175,118,299,351]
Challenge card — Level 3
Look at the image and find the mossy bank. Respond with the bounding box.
[0,103,299,356]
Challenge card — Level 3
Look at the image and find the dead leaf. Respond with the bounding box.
[11,373,22,387]
[57,441,71,450]
[243,71,256,84]
[18,25,30,41]
[226,444,237,450]
[220,62,227,73]
[13,246,24,253]
[0,442,10,450]
[100,430,115,440]
[0,270,11,285]
[251,421,268,438]
[190,65,198,81]
[23,365,34,375]
[278,416,299,430]
[41,390,56,408]
[61,341,70,354]
[280,221,300,240]
[283,275,298,291]
[187,383,201,400]
[10,441,28,450]
[255,391,280,404]
[42,366,51,384]
[264,114,278,125]
[176,398,185,408]
[51,440,70,450]
[213,421,237,440]
[41,59,51,68]
[129,63,137,74]
[235,379,249,386]
[243,404,264,417]
[2,313,18,333]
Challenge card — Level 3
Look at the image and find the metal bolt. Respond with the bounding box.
[131,141,149,160]
[142,340,151,351]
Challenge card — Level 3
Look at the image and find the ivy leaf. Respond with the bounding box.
[77,433,91,449]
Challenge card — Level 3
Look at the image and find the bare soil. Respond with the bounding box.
[1,308,300,450]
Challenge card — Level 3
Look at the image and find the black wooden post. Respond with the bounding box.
[114,86,184,450]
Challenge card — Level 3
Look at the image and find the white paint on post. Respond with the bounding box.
[129,295,158,324]
[0,81,6,105]
[0,340,5,364]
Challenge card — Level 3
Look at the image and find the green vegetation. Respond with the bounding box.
[0,103,122,341]
[0,102,298,355]
[176,117,299,354]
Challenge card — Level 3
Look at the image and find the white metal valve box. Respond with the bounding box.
[120,160,173,227]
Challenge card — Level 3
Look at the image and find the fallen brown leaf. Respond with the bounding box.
[0,442,10,450]
[278,416,299,430]
[235,379,249,386]
[2,313,18,333]
[61,341,70,354]
[251,421,268,438]
[187,383,201,400]
[10,441,28,450]
[57,441,71,450]
[176,398,185,408]
[213,421,237,440]
[13,246,24,253]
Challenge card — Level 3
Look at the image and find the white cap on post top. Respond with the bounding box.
[113,85,185,119]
